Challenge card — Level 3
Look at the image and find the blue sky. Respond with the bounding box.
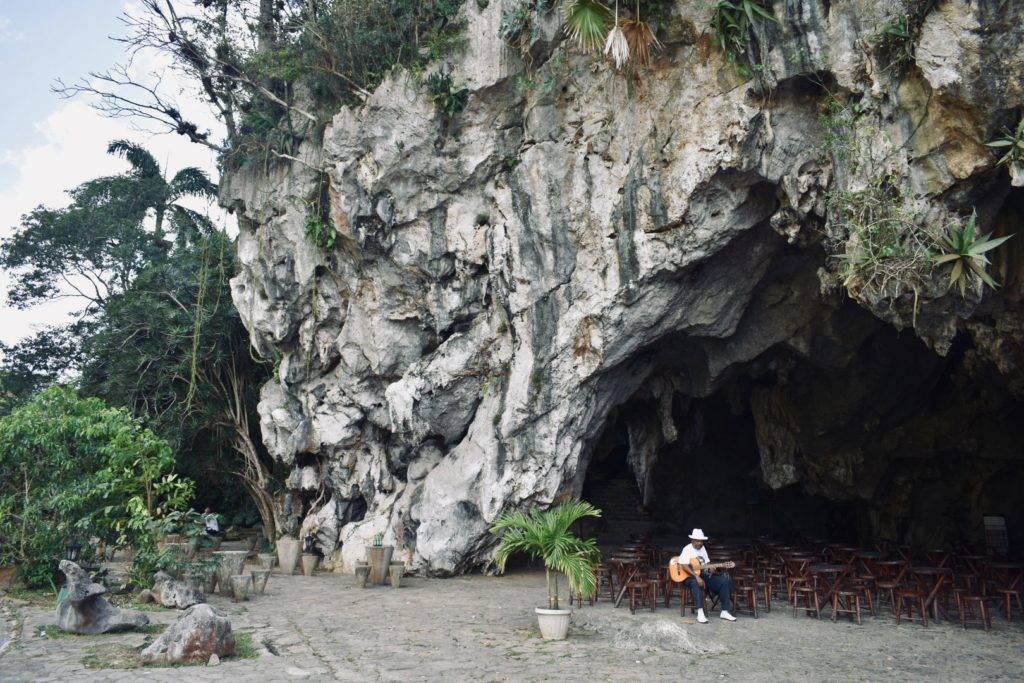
[0,1,226,347]
[0,1,125,187]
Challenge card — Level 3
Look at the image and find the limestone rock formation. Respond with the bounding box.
[140,604,235,665]
[152,571,205,609]
[56,561,149,634]
[225,1,1024,572]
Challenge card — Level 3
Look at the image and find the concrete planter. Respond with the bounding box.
[301,553,319,577]
[230,574,251,602]
[535,608,571,640]
[251,570,270,595]
[213,551,247,597]
[388,562,405,588]
[354,563,370,588]
[276,537,300,575]
[257,553,276,571]
[365,545,394,585]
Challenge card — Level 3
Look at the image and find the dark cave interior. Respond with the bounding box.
[580,307,1024,555]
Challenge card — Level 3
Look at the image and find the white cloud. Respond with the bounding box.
[0,17,26,44]
[0,35,231,348]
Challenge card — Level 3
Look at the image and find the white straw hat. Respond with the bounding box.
[688,528,709,541]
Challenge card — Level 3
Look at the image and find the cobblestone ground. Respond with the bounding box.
[2,562,1023,682]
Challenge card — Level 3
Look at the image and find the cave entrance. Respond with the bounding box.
[581,384,857,548]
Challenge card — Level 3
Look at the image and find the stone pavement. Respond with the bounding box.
[2,564,1024,681]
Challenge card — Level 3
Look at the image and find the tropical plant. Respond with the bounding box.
[710,0,775,78]
[105,140,217,246]
[872,1,939,76]
[491,501,602,609]
[426,71,470,124]
[564,0,613,53]
[933,212,1013,295]
[987,118,1024,176]
[0,387,193,587]
[603,1,629,69]
[305,212,339,250]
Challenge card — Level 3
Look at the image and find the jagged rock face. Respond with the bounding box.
[225,0,1024,572]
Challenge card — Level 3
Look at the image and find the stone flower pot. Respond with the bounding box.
[276,537,300,575]
[257,553,276,571]
[535,608,571,641]
[365,545,394,585]
[354,563,370,588]
[213,551,247,597]
[230,574,251,602]
[388,562,404,588]
[301,553,319,577]
[250,570,270,595]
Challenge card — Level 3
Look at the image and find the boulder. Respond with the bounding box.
[140,604,235,665]
[56,560,149,634]
[152,571,205,609]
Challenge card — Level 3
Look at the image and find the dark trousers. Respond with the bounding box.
[684,572,733,612]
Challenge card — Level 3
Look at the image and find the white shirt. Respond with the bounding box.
[680,542,709,568]
[204,514,220,532]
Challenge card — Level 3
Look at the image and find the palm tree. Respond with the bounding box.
[491,501,602,609]
[106,140,218,248]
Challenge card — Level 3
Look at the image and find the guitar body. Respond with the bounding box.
[669,557,735,583]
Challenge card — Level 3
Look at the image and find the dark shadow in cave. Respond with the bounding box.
[579,308,1024,555]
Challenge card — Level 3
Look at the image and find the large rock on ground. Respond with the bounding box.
[140,604,235,665]
[152,571,205,609]
[56,560,149,634]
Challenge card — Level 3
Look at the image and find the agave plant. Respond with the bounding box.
[933,211,1013,296]
[711,0,775,76]
[491,501,602,609]
[987,118,1024,186]
[564,0,612,53]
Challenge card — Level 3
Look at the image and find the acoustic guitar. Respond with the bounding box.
[668,557,736,583]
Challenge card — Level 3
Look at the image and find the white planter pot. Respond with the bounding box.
[535,607,571,640]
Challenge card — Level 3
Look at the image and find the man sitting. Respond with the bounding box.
[678,528,736,623]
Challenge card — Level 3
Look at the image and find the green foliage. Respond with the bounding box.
[305,212,339,250]
[228,0,467,159]
[711,0,775,78]
[564,0,612,54]
[491,501,601,609]
[933,212,1013,296]
[872,1,939,76]
[987,118,1024,173]
[0,141,215,311]
[818,94,865,163]
[425,71,469,123]
[0,387,193,587]
[830,182,935,301]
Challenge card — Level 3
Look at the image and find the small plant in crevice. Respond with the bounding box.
[425,71,469,125]
[710,0,776,79]
[305,212,338,251]
[829,181,934,302]
[872,0,939,76]
[933,212,1013,296]
[987,118,1024,185]
[561,0,666,68]
[818,93,866,164]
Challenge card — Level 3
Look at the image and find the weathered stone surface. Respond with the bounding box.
[224,0,1024,571]
[140,604,235,665]
[56,561,148,634]
[152,571,205,609]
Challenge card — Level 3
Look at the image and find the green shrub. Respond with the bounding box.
[425,71,470,123]
[872,0,939,76]
[711,0,775,78]
[0,387,193,587]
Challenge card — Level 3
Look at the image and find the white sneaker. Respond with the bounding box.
[720,610,737,621]
[696,609,708,624]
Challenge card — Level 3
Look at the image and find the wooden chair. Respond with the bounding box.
[955,593,992,631]
[792,584,821,619]
[832,588,863,625]
[895,585,929,627]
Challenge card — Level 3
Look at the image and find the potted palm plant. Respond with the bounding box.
[491,501,601,641]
